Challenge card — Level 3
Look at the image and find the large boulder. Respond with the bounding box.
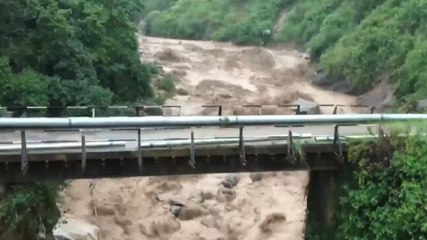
[311,71,335,86]
[330,80,354,94]
[52,215,100,240]
[292,98,320,114]
[416,99,427,113]
[128,99,164,116]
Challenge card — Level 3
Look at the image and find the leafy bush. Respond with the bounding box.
[157,74,176,95]
[309,122,427,239]
[0,68,50,107]
[0,183,64,239]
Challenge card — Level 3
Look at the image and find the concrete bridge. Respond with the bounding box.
[0,114,425,182]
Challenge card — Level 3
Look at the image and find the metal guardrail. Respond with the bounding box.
[0,114,426,129]
[1,113,426,176]
[0,103,403,117]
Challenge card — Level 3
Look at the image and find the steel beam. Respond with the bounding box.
[0,114,426,130]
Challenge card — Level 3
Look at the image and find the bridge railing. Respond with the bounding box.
[1,114,427,175]
[0,104,404,118]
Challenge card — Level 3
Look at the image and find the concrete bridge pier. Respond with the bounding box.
[306,170,339,230]
[0,181,5,194]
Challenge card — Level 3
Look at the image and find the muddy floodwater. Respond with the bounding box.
[59,35,357,240]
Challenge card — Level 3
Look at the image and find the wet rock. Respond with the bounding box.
[249,172,263,182]
[222,175,239,189]
[154,48,186,62]
[292,98,320,115]
[311,71,335,86]
[330,80,354,94]
[416,99,427,112]
[170,205,182,217]
[176,88,189,96]
[169,200,185,217]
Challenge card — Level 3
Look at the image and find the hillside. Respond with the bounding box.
[143,0,427,108]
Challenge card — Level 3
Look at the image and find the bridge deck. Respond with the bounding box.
[0,124,376,182]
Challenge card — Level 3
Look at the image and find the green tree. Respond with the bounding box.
[0,62,49,107]
[0,0,153,110]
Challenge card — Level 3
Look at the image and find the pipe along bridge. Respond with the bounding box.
[0,114,426,182]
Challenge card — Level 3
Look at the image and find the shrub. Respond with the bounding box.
[0,183,65,239]
[157,75,176,95]
[317,122,427,239]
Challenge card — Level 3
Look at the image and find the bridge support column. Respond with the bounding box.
[0,181,5,194]
[306,170,339,231]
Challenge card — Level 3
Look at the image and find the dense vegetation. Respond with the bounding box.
[308,123,427,239]
[282,0,427,103]
[144,0,294,45]
[0,0,152,113]
[0,183,63,239]
[143,0,427,105]
[0,0,152,238]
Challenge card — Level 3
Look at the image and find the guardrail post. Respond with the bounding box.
[292,105,301,115]
[332,105,338,114]
[21,130,28,175]
[239,127,246,166]
[81,131,86,172]
[91,107,96,118]
[189,131,196,168]
[287,130,296,163]
[218,106,222,116]
[137,128,143,171]
[333,125,344,163]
